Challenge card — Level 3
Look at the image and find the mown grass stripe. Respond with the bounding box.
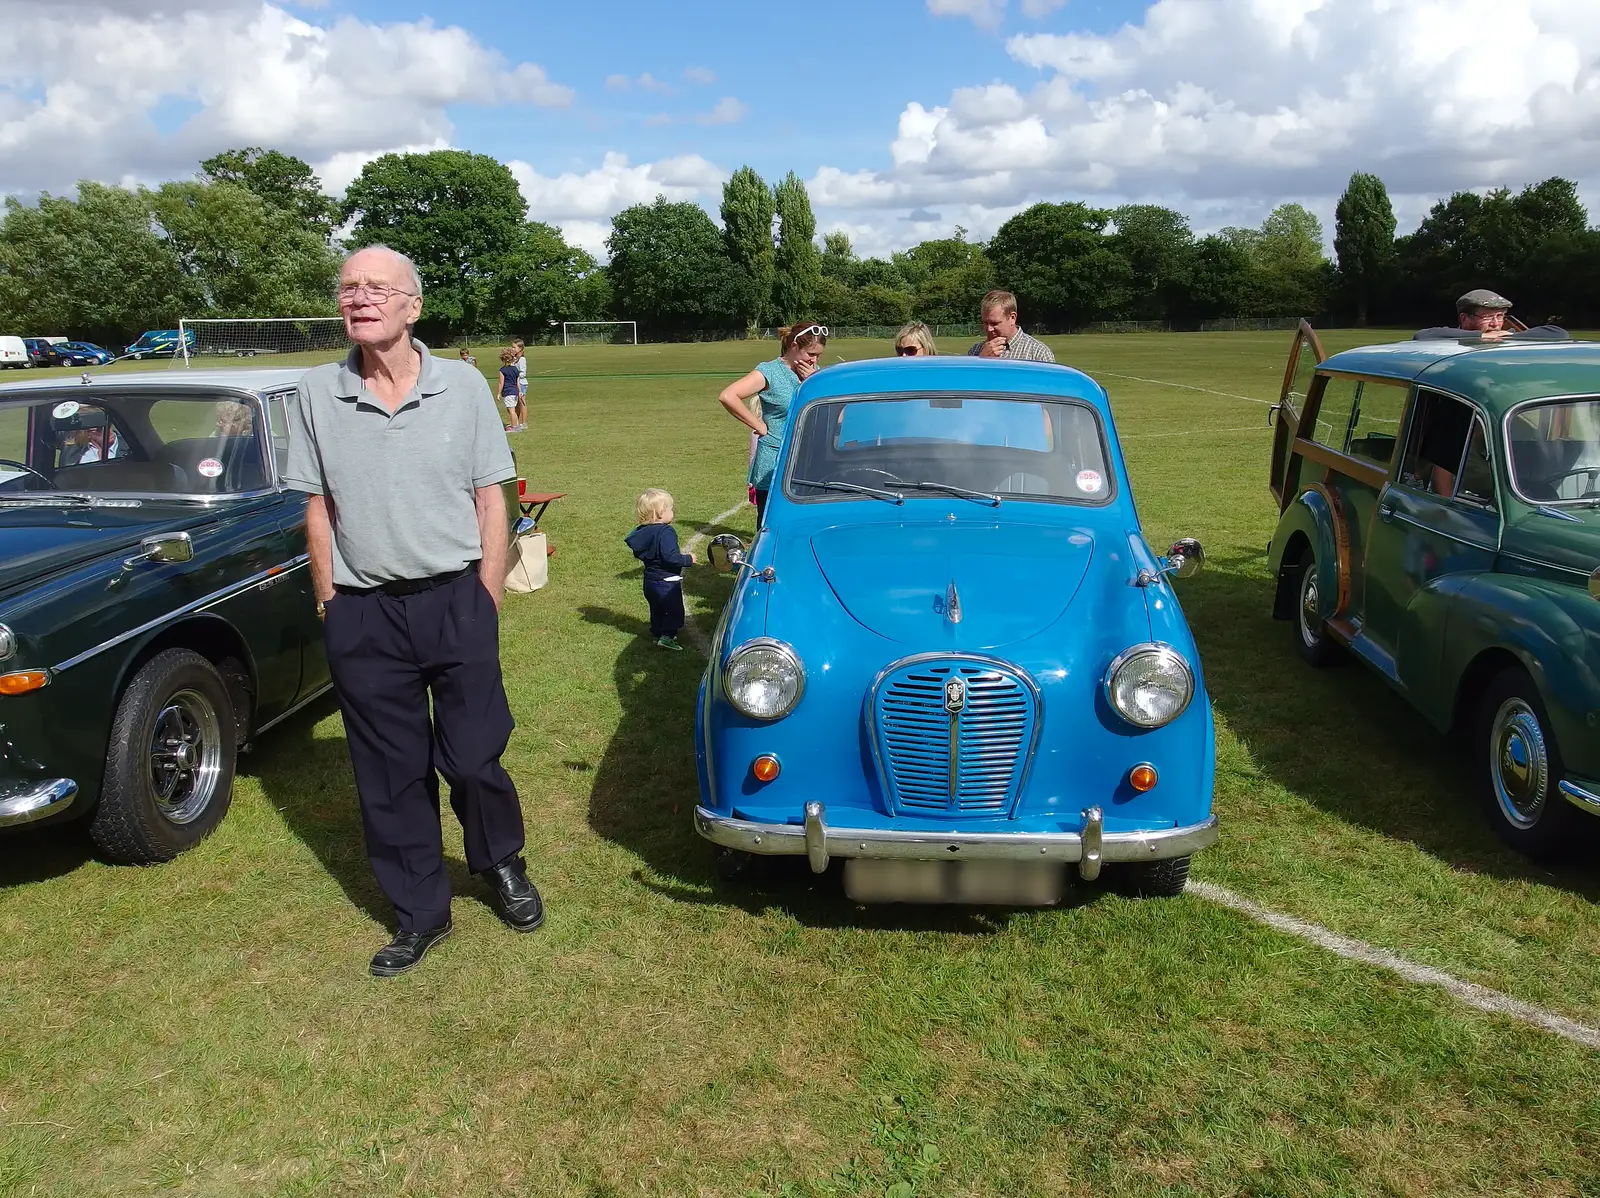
[1191,881,1600,1051]
[1096,370,1275,406]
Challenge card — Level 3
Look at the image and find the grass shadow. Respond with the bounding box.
[577,601,1084,932]
[0,822,94,888]
[1184,553,1600,897]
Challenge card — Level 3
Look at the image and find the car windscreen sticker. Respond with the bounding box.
[52,401,80,420]
[197,458,224,479]
[1076,469,1103,494]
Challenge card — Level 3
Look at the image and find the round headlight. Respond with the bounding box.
[1105,644,1194,729]
[0,624,14,661]
[723,639,805,721]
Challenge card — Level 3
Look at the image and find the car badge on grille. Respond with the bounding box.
[944,581,962,625]
[943,676,967,714]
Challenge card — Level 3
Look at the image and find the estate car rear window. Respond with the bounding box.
[785,396,1113,504]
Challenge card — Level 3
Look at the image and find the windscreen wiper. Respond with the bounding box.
[901,480,1002,506]
[0,492,97,506]
[791,477,905,505]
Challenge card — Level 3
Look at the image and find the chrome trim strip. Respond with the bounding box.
[0,777,78,827]
[1558,779,1600,814]
[865,651,1045,820]
[695,805,1219,865]
[248,679,335,741]
[1496,552,1594,582]
[52,555,310,673]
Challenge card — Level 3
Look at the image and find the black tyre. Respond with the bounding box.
[1291,547,1341,666]
[1110,854,1192,898]
[89,649,238,864]
[1475,668,1581,859]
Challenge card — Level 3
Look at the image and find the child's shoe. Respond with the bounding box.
[656,635,683,651]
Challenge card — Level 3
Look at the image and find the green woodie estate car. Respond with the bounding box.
[1266,323,1600,857]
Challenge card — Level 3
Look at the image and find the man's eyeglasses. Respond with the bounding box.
[895,344,922,356]
[338,283,416,305]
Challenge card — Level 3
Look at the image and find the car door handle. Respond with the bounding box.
[1378,503,1395,522]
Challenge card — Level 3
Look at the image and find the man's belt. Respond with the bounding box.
[337,563,478,598]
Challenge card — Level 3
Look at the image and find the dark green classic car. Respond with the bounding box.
[1266,324,1600,856]
[0,369,330,862]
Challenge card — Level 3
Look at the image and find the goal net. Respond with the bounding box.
[178,318,351,366]
[562,321,637,346]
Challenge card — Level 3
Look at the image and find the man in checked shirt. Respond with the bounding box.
[969,290,1056,363]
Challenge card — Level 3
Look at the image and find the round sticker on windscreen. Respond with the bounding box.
[196,458,224,479]
[1076,469,1104,494]
[52,401,80,420]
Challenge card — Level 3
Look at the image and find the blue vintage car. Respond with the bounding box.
[695,357,1217,903]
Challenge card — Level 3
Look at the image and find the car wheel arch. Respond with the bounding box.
[1451,646,1537,736]
[111,615,257,744]
[1272,529,1314,620]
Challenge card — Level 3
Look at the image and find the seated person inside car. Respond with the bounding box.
[1415,288,1568,342]
[1399,389,1497,505]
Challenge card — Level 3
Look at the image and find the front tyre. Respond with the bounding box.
[1109,855,1192,898]
[1475,669,1581,859]
[89,649,238,864]
[1292,547,1341,666]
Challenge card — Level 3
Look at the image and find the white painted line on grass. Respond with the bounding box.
[1121,425,1271,440]
[1097,371,1274,407]
[1190,881,1600,1051]
[680,499,751,654]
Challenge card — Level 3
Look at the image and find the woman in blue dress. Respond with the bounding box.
[717,323,827,521]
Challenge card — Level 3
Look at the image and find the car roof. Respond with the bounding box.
[1320,338,1600,415]
[0,366,309,397]
[796,356,1108,411]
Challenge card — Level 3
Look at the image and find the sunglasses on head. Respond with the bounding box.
[790,324,829,342]
[895,344,922,356]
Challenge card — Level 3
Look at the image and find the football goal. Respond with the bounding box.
[178,317,351,366]
[561,321,637,346]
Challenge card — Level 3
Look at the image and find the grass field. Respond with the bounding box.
[3,331,1598,1197]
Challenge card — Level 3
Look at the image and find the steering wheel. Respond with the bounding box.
[833,466,904,486]
[1549,466,1600,500]
[0,459,54,489]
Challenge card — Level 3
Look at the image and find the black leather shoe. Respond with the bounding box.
[369,920,452,977]
[480,855,545,932]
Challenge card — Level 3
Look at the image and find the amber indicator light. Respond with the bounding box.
[751,755,781,783]
[0,670,50,696]
[1129,764,1159,792]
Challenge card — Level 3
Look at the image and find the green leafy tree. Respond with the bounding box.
[1333,172,1396,324]
[341,149,528,336]
[0,182,189,345]
[1176,234,1253,321]
[988,202,1128,328]
[1247,203,1330,317]
[489,221,606,333]
[721,166,775,328]
[1111,205,1194,320]
[772,172,820,321]
[821,231,857,282]
[200,147,339,236]
[148,181,340,318]
[606,196,742,336]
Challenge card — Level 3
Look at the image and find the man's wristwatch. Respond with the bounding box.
[316,599,328,619]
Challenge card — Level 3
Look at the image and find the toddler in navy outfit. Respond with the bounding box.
[625,488,696,650]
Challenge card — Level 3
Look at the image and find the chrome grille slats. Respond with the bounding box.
[872,657,1039,817]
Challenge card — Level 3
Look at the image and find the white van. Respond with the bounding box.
[0,336,28,368]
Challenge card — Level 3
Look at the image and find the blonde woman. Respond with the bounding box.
[894,321,936,357]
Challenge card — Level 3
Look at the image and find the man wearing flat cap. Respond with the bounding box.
[1414,289,1566,342]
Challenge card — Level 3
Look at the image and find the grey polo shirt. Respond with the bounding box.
[284,339,517,588]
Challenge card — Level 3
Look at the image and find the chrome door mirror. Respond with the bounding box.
[125,532,194,568]
[709,533,747,574]
[1589,565,1600,602]
[1166,538,1205,579]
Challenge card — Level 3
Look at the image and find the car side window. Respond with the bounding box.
[266,392,292,477]
[1455,419,1497,508]
[1399,389,1484,502]
[1345,380,1407,468]
[1309,376,1358,452]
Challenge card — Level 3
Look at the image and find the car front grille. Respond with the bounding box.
[872,658,1037,817]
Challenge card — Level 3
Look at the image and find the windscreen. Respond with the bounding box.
[1506,399,1600,504]
[784,396,1113,504]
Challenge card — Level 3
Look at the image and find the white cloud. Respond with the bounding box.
[816,0,1600,254]
[607,71,673,93]
[697,97,748,125]
[0,0,573,197]
[1020,0,1067,15]
[507,151,729,255]
[684,66,717,85]
[926,0,1007,30]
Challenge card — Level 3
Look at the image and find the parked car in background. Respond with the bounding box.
[22,338,61,367]
[0,336,29,368]
[1266,322,1600,856]
[697,357,1217,904]
[54,342,115,366]
[124,329,195,360]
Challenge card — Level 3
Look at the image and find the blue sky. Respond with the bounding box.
[8,0,1599,258]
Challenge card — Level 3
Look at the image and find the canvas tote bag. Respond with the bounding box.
[504,529,548,593]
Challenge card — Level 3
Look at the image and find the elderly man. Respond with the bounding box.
[969,290,1056,362]
[1415,289,1567,342]
[285,245,541,977]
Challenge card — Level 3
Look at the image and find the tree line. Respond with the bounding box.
[2,145,1597,345]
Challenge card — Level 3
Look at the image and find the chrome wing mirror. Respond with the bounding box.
[1135,538,1204,587]
[709,533,747,574]
[124,532,194,569]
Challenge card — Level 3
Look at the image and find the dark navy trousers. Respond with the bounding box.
[643,577,685,638]
[324,571,526,932]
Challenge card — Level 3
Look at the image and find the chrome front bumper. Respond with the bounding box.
[694,802,1220,881]
[1560,778,1600,815]
[0,778,79,827]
